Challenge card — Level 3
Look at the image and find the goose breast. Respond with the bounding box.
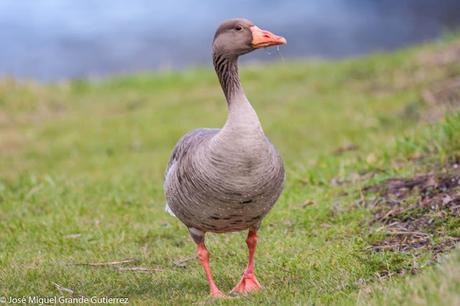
[164,129,284,233]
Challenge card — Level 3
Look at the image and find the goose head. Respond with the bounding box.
[212,18,287,58]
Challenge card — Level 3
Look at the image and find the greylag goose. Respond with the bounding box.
[164,18,286,297]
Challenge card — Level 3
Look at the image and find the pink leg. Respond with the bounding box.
[197,242,225,298]
[231,229,262,294]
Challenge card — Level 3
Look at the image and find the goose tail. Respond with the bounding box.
[165,202,176,217]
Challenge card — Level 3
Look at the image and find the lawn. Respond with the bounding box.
[0,34,459,305]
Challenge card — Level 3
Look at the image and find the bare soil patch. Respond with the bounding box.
[363,162,460,259]
[422,76,460,122]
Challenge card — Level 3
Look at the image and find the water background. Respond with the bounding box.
[1,0,460,81]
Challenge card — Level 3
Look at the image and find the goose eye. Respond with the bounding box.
[235,26,243,31]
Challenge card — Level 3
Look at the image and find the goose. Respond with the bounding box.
[164,18,286,297]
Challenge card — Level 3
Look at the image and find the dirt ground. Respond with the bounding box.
[364,161,460,260]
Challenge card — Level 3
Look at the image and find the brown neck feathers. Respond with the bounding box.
[212,53,241,102]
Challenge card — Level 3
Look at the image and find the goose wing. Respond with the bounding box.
[164,128,219,216]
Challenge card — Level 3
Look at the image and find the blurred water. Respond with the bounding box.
[0,0,459,81]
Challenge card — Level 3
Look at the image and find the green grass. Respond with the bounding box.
[0,35,460,305]
[357,248,460,305]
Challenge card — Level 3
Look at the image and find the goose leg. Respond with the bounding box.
[189,228,225,298]
[196,242,225,297]
[231,229,261,294]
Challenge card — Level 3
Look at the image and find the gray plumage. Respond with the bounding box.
[164,18,284,241]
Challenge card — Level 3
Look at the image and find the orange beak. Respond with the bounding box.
[250,26,287,48]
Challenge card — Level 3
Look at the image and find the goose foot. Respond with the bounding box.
[210,289,228,298]
[231,272,261,294]
[231,229,261,294]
